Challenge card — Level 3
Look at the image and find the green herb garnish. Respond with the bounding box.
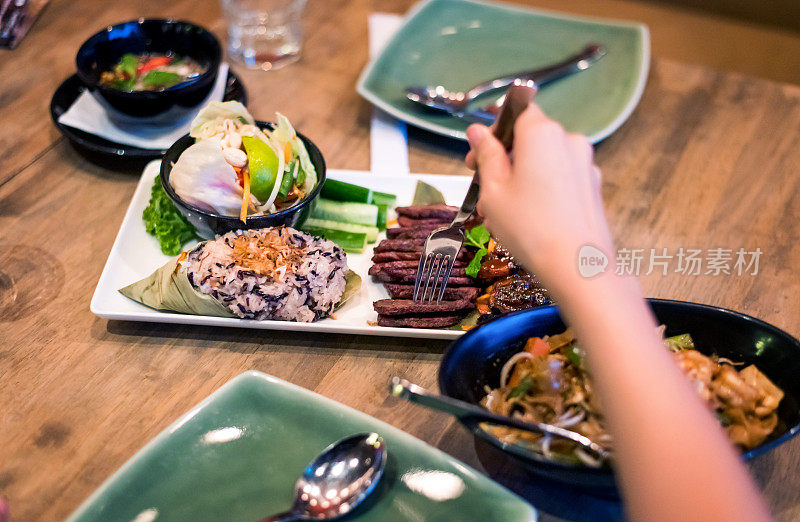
[464,224,491,277]
[509,375,534,398]
[143,177,197,255]
[566,344,584,367]
[116,53,138,78]
[665,333,695,352]
[142,70,184,89]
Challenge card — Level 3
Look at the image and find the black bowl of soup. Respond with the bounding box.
[438,299,800,497]
[76,19,221,119]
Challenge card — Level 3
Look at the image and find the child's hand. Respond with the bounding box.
[466,104,613,293]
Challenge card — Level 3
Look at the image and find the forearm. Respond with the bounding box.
[522,244,770,521]
[467,108,770,519]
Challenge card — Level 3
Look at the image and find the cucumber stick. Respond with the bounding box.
[376,204,388,231]
[302,218,378,242]
[301,226,367,253]
[371,191,396,207]
[322,179,397,206]
[311,199,378,227]
[321,179,372,203]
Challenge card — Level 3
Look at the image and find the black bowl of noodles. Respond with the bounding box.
[160,121,326,239]
[438,299,800,496]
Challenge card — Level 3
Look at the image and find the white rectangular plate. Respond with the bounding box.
[91,165,474,339]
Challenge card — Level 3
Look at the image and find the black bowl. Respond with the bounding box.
[439,299,800,496]
[76,19,221,119]
[160,121,326,238]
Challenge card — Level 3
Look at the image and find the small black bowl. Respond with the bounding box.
[439,299,800,496]
[160,121,326,238]
[76,19,221,119]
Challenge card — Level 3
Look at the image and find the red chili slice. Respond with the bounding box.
[137,56,171,75]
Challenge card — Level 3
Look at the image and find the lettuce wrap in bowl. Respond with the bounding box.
[161,101,326,238]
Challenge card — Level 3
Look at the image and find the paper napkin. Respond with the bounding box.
[57,63,229,150]
[368,13,409,176]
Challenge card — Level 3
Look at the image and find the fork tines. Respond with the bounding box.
[413,248,457,302]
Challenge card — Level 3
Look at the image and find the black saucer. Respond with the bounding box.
[50,70,248,164]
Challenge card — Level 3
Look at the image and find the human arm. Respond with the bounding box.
[466,104,771,522]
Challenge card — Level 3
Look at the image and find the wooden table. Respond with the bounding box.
[1,0,799,520]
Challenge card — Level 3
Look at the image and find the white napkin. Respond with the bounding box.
[368,13,409,176]
[58,63,230,150]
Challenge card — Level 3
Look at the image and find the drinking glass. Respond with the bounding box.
[221,0,306,70]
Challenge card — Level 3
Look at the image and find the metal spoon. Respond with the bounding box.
[259,433,387,522]
[389,377,610,462]
[405,44,606,117]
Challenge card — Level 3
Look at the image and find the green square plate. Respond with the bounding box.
[68,371,536,521]
[357,0,649,142]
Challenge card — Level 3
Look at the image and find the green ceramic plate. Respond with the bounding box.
[68,371,536,521]
[357,0,649,142]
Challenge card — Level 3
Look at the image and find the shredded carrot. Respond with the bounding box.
[233,166,244,188]
[283,142,292,162]
[367,321,378,327]
[240,168,251,222]
[387,219,398,227]
[177,252,187,262]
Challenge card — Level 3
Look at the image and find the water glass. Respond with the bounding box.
[221,0,306,70]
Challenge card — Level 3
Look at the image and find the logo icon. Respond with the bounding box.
[577,244,608,278]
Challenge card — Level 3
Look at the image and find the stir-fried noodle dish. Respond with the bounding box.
[481,328,785,467]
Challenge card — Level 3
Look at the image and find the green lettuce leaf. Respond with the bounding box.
[190,101,255,139]
[142,177,197,255]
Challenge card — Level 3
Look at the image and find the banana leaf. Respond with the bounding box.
[119,256,234,317]
[412,180,446,206]
[337,271,361,310]
[119,256,362,318]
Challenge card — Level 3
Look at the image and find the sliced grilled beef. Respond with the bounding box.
[368,259,468,276]
[395,205,458,221]
[371,250,473,263]
[373,299,474,316]
[374,266,467,280]
[374,238,425,252]
[384,284,481,301]
[386,226,442,239]
[397,216,451,228]
[372,270,475,286]
[377,315,465,328]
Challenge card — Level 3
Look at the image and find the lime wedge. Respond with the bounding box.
[242,136,280,202]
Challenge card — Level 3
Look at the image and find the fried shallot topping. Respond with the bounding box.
[230,228,303,278]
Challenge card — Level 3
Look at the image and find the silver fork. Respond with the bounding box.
[413,81,537,302]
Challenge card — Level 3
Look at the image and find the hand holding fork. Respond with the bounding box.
[413,80,537,302]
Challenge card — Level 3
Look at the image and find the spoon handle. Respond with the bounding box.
[389,377,610,460]
[465,44,606,101]
[258,510,297,522]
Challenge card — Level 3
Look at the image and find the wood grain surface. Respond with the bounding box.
[1,0,799,521]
